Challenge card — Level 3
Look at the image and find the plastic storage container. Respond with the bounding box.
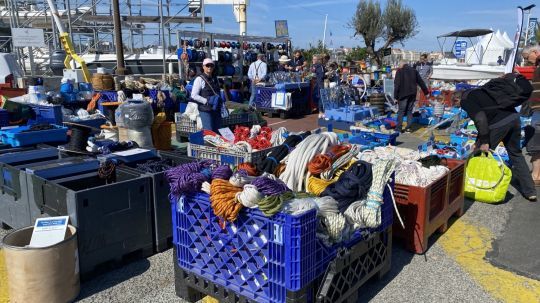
[174,226,392,303]
[120,150,194,252]
[25,167,154,278]
[0,148,67,229]
[0,124,68,147]
[172,185,393,303]
[28,104,63,124]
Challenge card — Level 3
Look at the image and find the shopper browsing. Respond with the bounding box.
[248,53,267,107]
[293,50,307,72]
[190,58,222,132]
[394,60,429,132]
[277,55,293,72]
[459,73,536,201]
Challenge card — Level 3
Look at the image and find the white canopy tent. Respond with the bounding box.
[465,30,513,65]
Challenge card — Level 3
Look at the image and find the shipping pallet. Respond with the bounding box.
[80,245,153,281]
[174,228,392,303]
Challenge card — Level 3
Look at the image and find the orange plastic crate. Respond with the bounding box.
[392,159,465,254]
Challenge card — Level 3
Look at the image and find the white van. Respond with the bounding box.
[0,53,23,88]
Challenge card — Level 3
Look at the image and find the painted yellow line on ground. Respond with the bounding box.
[439,219,540,303]
[0,249,8,303]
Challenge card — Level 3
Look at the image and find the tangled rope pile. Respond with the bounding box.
[358,147,448,188]
[279,132,338,192]
[256,132,309,175]
[237,162,258,176]
[321,160,373,212]
[306,159,356,196]
[166,160,214,196]
[307,145,350,175]
[210,179,243,222]
[395,160,449,187]
[136,159,172,173]
[344,158,397,229]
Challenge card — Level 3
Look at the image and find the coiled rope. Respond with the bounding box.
[235,184,262,208]
[321,160,373,212]
[210,179,243,222]
[344,158,396,229]
[279,132,338,192]
[320,144,361,181]
[307,145,350,175]
[237,162,258,176]
[256,132,309,174]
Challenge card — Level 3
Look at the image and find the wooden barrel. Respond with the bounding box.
[369,93,386,114]
[92,73,115,91]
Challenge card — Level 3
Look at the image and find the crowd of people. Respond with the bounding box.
[187,45,540,203]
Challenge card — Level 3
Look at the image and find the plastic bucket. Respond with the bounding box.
[2,225,80,303]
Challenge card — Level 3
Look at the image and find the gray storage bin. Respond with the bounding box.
[26,167,153,277]
[0,147,68,229]
[120,150,194,252]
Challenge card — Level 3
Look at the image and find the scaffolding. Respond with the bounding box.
[0,0,210,76]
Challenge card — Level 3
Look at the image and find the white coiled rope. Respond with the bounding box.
[201,181,211,194]
[320,144,361,181]
[395,160,449,187]
[322,213,347,242]
[283,198,318,216]
[235,184,262,208]
[344,158,397,229]
[279,132,338,192]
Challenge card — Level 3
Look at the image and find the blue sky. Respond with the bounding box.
[189,0,537,52]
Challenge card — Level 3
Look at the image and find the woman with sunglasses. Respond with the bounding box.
[190,58,222,131]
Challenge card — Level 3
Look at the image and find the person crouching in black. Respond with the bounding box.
[458,73,536,201]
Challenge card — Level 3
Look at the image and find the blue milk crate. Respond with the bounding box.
[172,185,393,303]
[97,90,118,112]
[0,125,68,147]
[450,133,475,146]
[351,129,399,145]
[28,104,63,124]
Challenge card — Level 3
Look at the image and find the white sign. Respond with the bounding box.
[11,28,45,48]
[29,216,69,248]
[218,127,235,143]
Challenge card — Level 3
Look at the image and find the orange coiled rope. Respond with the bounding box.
[210,179,243,222]
[307,145,351,175]
[237,162,258,176]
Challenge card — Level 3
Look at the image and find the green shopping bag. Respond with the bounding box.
[464,151,512,203]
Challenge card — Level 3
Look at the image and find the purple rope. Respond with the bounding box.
[166,160,214,196]
[252,176,290,196]
[212,165,233,180]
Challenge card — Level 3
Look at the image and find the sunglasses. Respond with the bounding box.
[205,64,215,68]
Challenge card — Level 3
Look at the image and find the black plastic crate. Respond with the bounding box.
[26,167,154,278]
[0,147,71,229]
[174,227,392,303]
[120,150,195,252]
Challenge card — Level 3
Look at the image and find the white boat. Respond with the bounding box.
[80,46,180,75]
[432,63,505,81]
[432,29,511,81]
